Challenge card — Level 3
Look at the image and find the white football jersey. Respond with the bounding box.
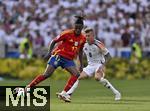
[83,40,109,65]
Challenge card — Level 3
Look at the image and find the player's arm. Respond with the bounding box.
[104,52,111,64]
[100,46,111,65]
[78,37,86,72]
[78,47,84,72]
[44,40,57,61]
[95,40,111,65]
[44,33,66,61]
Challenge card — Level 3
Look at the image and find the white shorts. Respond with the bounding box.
[83,63,103,77]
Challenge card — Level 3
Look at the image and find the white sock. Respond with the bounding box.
[100,78,119,94]
[66,79,79,95]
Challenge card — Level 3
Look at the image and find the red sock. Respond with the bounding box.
[64,75,78,92]
[28,75,47,87]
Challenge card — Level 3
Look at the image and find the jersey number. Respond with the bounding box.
[89,52,92,57]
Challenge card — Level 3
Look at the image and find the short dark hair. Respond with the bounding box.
[74,15,84,25]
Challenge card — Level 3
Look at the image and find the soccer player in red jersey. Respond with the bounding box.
[25,16,86,102]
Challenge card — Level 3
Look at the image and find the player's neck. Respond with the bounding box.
[87,42,94,45]
[87,39,94,45]
[74,31,81,36]
[74,33,81,37]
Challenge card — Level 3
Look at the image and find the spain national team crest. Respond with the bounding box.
[74,42,78,46]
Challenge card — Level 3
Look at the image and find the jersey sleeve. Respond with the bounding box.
[53,30,70,42]
[95,40,109,55]
[53,34,66,42]
[53,29,74,42]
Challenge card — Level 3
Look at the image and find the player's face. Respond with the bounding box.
[74,24,83,36]
[85,31,94,44]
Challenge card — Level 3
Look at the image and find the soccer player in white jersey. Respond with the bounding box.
[57,27,121,102]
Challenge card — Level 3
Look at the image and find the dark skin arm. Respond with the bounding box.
[44,40,57,61]
[78,48,84,72]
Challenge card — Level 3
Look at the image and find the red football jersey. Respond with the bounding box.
[52,29,86,60]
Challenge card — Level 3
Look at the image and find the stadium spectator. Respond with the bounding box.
[19,35,33,59]
[0,0,149,57]
[130,41,142,64]
[121,25,131,47]
[34,31,44,49]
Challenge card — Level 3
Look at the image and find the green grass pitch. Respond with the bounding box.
[0,79,150,111]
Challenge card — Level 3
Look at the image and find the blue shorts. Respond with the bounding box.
[47,55,76,69]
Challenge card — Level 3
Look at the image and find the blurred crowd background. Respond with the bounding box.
[0,0,150,58]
